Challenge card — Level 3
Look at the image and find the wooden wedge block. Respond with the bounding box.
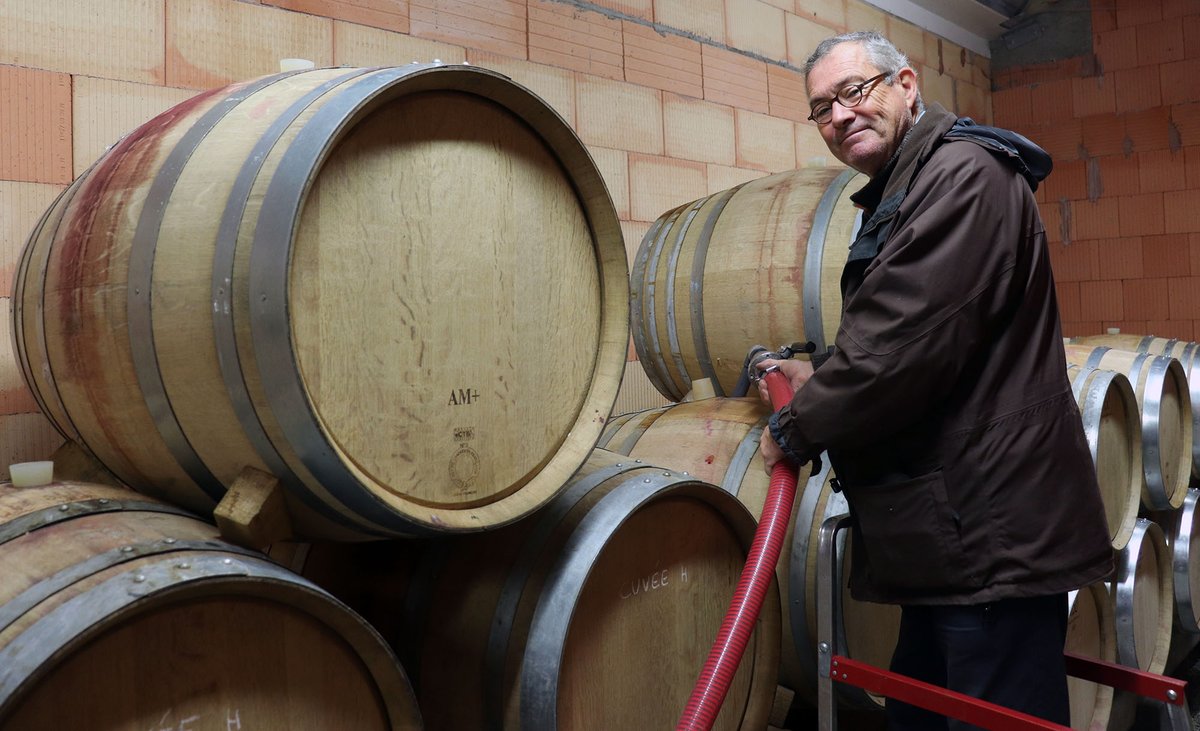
[49,440,124,487]
[214,467,293,549]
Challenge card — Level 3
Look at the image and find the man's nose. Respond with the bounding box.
[830,101,855,127]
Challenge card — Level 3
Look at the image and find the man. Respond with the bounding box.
[757,30,1113,729]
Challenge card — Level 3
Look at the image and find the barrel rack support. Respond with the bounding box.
[815,514,1191,731]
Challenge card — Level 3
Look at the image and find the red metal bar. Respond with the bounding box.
[827,655,1072,731]
[1063,652,1187,704]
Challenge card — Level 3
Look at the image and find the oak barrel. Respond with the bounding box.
[1113,518,1173,673]
[399,448,779,730]
[1066,583,1116,731]
[1148,488,1200,634]
[1073,333,1200,478]
[1066,364,1142,550]
[0,480,419,729]
[1063,345,1191,511]
[630,168,864,400]
[600,397,901,711]
[12,64,628,539]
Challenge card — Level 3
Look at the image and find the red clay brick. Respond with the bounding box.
[1057,280,1082,321]
[1185,15,1200,56]
[701,45,768,114]
[1125,107,1173,152]
[1106,320,1150,334]
[1118,192,1165,236]
[529,1,623,80]
[1093,5,1118,33]
[1080,279,1125,320]
[1187,147,1200,188]
[1161,59,1200,107]
[1029,78,1075,123]
[993,57,1091,90]
[992,86,1033,129]
[1146,320,1195,340]
[410,0,526,59]
[1094,153,1140,197]
[622,21,702,98]
[1042,200,1068,244]
[725,0,787,62]
[1095,27,1138,72]
[1043,159,1087,201]
[1123,277,1170,319]
[1081,113,1127,157]
[1113,66,1161,113]
[767,64,807,122]
[1164,190,1200,233]
[576,73,663,154]
[628,152,707,222]
[1172,102,1200,147]
[1162,0,1195,19]
[1074,197,1123,240]
[1028,120,1085,162]
[1062,321,1105,338]
[1136,19,1185,66]
[1047,238,1099,280]
[264,0,408,31]
[1072,74,1116,117]
[1115,0,1162,27]
[1170,277,1200,319]
[0,65,71,185]
[1143,233,1191,277]
[1097,236,1144,279]
[1152,319,1190,338]
[1137,149,1187,193]
[1189,232,1200,273]
[655,0,725,44]
[1094,5,1118,32]
[589,0,651,20]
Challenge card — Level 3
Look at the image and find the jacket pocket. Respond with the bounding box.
[842,470,977,592]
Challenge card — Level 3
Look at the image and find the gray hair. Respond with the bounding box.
[803,30,924,112]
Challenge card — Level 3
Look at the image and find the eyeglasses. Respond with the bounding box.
[807,73,890,125]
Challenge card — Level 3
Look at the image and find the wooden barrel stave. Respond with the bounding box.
[1073,333,1200,479]
[1063,344,1192,511]
[1113,518,1173,674]
[1147,487,1200,635]
[14,64,628,539]
[630,168,864,401]
[399,448,779,730]
[599,396,901,711]
[0,481,419,730]
[1066,583,1116,731]
[1067,364,1143,550]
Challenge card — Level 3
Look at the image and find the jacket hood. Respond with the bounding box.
[944,117,1054,192]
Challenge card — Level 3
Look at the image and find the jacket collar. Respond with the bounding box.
[849,103,958,216]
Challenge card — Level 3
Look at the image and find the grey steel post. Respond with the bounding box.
[817,513,853,731]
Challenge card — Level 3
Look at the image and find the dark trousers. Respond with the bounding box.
[885,593,1070,731]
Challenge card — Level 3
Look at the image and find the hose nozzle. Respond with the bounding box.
[745,341,815,383]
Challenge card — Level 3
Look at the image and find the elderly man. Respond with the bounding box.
[757,31,1113,729]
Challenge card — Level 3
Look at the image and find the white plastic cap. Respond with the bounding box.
[11,461,53,487]
[280,58,315,72]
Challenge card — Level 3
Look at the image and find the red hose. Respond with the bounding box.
[677,369,799,730]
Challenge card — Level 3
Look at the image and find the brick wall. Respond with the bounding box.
[0,0,994,470]
[994,0,1200,340]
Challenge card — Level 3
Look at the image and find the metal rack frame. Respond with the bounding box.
[815,514,1191,731]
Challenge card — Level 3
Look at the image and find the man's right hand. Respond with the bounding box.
[754,358,814,407]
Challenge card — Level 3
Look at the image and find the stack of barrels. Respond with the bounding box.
[1062,334,1200,729]
[4,64,781,731]
[625,163,1200,730]
[9,61,1200,731]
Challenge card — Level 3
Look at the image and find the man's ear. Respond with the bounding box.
[895,67,920,113]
